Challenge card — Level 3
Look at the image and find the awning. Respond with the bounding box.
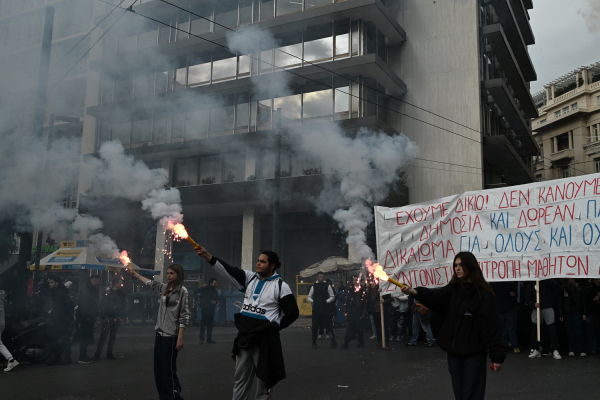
[30,240,159,275]
[299,256,362,278]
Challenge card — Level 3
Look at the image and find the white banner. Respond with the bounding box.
[375,173,600,292]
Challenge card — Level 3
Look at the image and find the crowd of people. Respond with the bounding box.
[308,273,600,360]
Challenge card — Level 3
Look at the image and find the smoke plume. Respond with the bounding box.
[579,0,600,33]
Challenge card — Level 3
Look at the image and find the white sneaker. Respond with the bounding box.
[325,334,330,339]
[370,335,377,340]
[568,352,575,357]
[581,353,587,357]
[528,349,541,358]
[553,350,562,360]
[4,359,19,372]
[318,335,322,339]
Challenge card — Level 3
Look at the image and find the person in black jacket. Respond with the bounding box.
[401,252,505,400]
[308,272,336,349]
[198,278,219,345]
[46,275,74,365]
[93,277,126,360]
[195,246,299,399]
[78,274,100,364]
[525,279,561,359]
[490,282,520,353]
[341,275,367,349]
[559,279,587,356]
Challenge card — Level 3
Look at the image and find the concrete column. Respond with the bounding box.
[245,148,257,180]
[154,223,172,284]
[545,86,551,101]
[553,137,558,153]
[576,71,581,87]
[551,85,556,100]
[241,208,260,271]
[568,131,573,149]
[582,68,588,85]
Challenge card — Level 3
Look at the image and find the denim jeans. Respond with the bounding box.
[410,313,434,345]
[564,309,584,354]
[498,309,519,349]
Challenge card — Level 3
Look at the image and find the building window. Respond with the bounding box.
[597,95,600,106]
[563,106,569,114]
[556,133,569,151]
[540,119,546,124]
[261,0,275,20]
[572,103,578,111]
[535,175,542,182]
[190,4,213,35]
[187,51,211,87]
[212,49,237,83]
[596,159,600,173]
[200,155,222,184]
[276,0,302,16]
[304,23,333,64]
[562,166,570,178]
[555,110,561,117]
[174,158,198,187]
[593,125,600,142]
[131,116,153,147]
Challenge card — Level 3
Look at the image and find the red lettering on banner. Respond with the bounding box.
[384,250,398,269]
[499,189,530,209]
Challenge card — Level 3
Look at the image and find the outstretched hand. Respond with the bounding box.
[195,245,212,261]
[400,285,418,297]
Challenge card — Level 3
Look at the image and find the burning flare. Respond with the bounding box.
[372,263,407,289]
[167,221,199,247]
[119,250,133,270]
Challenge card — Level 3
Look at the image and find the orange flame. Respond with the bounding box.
[119,250,131,267]
[373,263,389,281]
[167,221,189,239]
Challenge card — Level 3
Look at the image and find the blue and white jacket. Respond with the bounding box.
[209,257,299,332]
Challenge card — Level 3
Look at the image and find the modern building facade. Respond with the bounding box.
[73,0,540,292]
[532,62,600,181]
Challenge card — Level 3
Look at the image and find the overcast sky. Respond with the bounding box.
[528,0,600,94]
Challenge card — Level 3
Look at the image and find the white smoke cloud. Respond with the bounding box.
[141,188,184,226]
[89,232,120,258]
[578,0,600,32]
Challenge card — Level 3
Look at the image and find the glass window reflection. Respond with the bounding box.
[132,116,152,146]
[200,156,222,184]
[258,96,272,130]
[172,56,187,90]
[153,112,167,143]
[214,0,238,31]
[334,21,350,59]
[210,96,235,136]
[261,0,274,20]
[177,10,190,40]
[240,0,252,25]
[305,0,333,9]
[212,49,237,83]
[190,4,212,35]
[222,154,245,182]
[275,32,302,69]
[276,0,302,16]
[112,120,131,148]
[303,83,332,122]
[274,92,301,126]
[187,52,210,87]
[236,92,250,131]
[304,24,333,64]
[171,112,185,142]
[175,158,198,186]
[238,55,251,77]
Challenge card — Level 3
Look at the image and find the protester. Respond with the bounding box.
[388,292,402,341]
[401,252,505,400]
[308,272,336,349]
[46,275,74,366]
[526,279,561,359]
[490,282,520,353]
[559,279,587,357]
[0,289,19,372]
[198,278,219,345]
[93,277,126,361]
[78,274,100,364]
[130,264,190,400]
[337,281,346,293]
[195,245,299,399]
[325,279,337,339]
[395,291,411,340]
[587,278,600,353]
[341,275,367,349]
[366,280,390,349]
[406,296,435,347]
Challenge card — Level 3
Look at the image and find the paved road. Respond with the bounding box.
[2,322,599,399]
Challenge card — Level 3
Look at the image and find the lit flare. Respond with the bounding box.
[119,250,133,270]
[167,221,199,247]
[373,263,407,289]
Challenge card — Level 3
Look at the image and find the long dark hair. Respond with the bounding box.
[165,264,185,295]
[450,252,495,296]
[261,251,281,271]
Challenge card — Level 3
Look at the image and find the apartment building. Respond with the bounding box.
[532,62,600,180]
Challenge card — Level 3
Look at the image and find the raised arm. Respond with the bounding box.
[128,270,165,295]
[279,283,300,330]
[401,284,452,314]
[307,286,314,304]
[195,245,251,289]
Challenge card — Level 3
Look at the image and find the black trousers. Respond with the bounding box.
[343,310,364,345]
[95,319,120,356]
[312,309,335,344]
[531,322,559,352]
[154,334,182,400]
[49,324,71,361]
[199,310,214,342]
[447,352,487,400]
[79,317,95,358]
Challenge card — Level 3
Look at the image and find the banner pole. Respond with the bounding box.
[536,279,541,342]
[380,295,386,348]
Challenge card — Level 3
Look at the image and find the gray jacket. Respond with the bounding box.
[0,290,6,329]
[146,280,191,336]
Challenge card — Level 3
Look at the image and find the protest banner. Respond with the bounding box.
[374,173,600,292]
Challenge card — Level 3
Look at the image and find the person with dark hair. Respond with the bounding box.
[525,279,561,360]
[78,274,101,364]
[341,275,367,349]
[198,278,219,345]
[401,252,506,400]
[130,264,190,400]
[93,277,126,361]
[47,275,74,365]
[195,245,299,399]
[308,272,336,349]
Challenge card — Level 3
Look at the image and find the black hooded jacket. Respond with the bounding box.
[78,282,99,319]
[416,282,506,364]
